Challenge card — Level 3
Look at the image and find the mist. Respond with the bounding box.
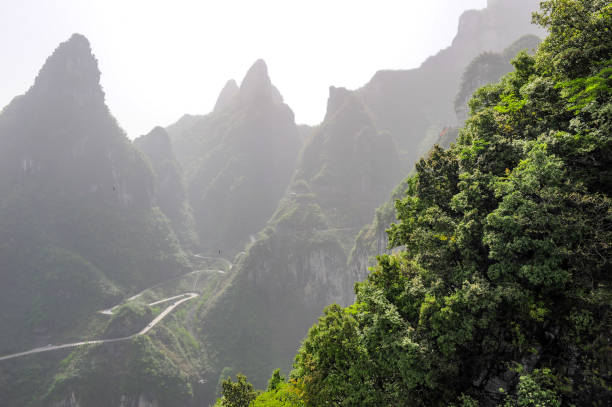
[1,0,609,406]
[1,0,486,136]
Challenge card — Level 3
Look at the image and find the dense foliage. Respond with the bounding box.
[286,1,611,405]
[454,35,541,123]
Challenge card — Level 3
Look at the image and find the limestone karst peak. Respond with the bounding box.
[324,86,367,122]
[239,59,282,103]
[241,59,270,88]
[213,79,239,112]
[31,33,105,105]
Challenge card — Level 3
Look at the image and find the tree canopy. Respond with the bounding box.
[286,1,611,405]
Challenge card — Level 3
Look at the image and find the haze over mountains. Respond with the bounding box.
[169,59,302,254]
[0,34,188,356]
[0,0,570,406]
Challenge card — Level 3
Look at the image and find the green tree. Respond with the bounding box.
[220,374,258,407]
[267,369,286,392]
[290,1,612,405]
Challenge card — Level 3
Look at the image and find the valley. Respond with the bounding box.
[1,0,609,406]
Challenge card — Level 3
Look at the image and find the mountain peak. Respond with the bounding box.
[134,126,174,165]
[66,33,91,47]
[213,79,239,112]
[324,86,366,122]
[239,59,282,103]
[31,33,104,105]
[242,59,269,85]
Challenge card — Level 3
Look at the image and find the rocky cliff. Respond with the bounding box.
[134,127,198,248]
[358,0,544,167]
[168,59,302,254]
[0,32,188,362]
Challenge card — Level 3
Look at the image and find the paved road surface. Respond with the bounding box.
[0,293,198,362]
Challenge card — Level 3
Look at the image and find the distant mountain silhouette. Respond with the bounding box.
[358,0,544,165]
[168,59,302,253]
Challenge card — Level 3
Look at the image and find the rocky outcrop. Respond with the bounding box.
[0,33,188,356]
[295,86,401,228]
[134,127,198,248]
[358,0,544,167]
[51,392,161,407]
[169,59,302,254]
[212,80,239,113]
[0,33,153,208]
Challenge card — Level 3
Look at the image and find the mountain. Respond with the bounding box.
[347,34,544,289]
[357,0,544,166]
[0,1,552,405]
[133,127,198,248]
[168,59,302,254]
[197,86,401,392]
[454,34,541,123]
[0,33,188,357]
[194,0,548,397]
[284,1,612,404]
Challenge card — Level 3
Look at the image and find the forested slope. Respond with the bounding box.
[241,1,611,406]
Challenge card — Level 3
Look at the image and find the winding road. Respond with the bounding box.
[193,253,233,271]
[0,254,233,362]
[0,293,198,362]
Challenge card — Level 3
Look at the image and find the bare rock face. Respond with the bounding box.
[31,34,105,109]
[121,395,159,407]
[213,79,239,113]
[51,393,160,407]
[51,393,80,407]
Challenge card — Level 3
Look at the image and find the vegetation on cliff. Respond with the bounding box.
[234,1,612,405]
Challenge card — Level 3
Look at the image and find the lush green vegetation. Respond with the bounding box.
[233,1,611,405]
[454,35,542,123]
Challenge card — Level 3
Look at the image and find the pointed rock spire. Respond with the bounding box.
[325,86,352,120]
[239,59,282,104]
[31,33,105,106]
[240,59,270,90]
[213,79,239,112]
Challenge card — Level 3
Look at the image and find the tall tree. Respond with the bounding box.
[290,1,611,405]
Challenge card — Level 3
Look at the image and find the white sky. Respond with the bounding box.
[0,0,487,138]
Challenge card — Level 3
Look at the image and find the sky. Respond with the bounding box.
[0,0,487,138]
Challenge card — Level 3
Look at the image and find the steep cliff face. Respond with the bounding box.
[134,127,198,248]
[200,191,348,393]
[0,34,153,207]
[168,60,302,254]
[295,86,401,229]
[0,34,188,354]
[345,180,407,294]
[198,85,402,395]
[51,393,160,407]
[212,79,239,113]
[357,0,544,166]
[347,34,544,292]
